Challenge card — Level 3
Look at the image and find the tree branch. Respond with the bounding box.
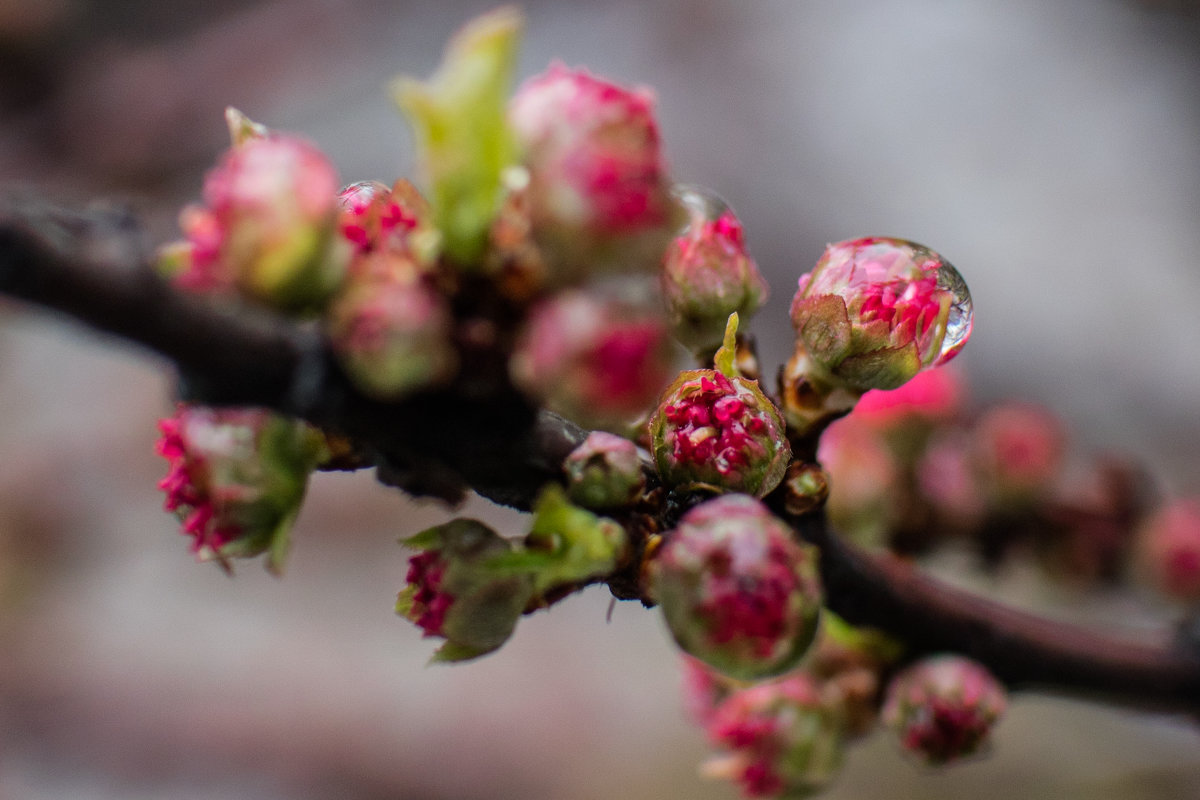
[3,200,1199,715]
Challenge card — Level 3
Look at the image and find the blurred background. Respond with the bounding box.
[3,1,1200,797]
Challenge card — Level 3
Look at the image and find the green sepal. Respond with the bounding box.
[820,610,905,665]
[833,342,921,391]
[430,640,489,663]
[224,106,269,147]
[391,7,521,267]
[713,312,740,377]
[796,294,852,366]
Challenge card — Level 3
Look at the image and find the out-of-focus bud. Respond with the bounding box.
[398,518,535,662]
[680,655,737,726]
[509,62,675,279]
[818,416,898,547]
[337,179,437,263]
[661,186,769,354]
[850,366,965,427]
[702,673,844,798]
[393,7,520,267]
[973,402,1064,504]
[510,290,676,431]
[172,133,350,312]
[155,405,327,574]
[1137,499,1200,603]
[882,654,1006,765]
[563,431,645,510]
[781,461,831,517]
[790,237,972,392]
[326,267,458,400]
[651,494,822,680]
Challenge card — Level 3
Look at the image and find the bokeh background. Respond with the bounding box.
[3,1,1200,798]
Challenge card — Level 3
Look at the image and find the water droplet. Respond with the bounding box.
[933,256,973,365]
[670,184,729,231]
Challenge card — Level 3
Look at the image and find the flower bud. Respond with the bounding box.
[337,179,427,258]
[702,673,843,798]
[563,431,645,510]
[509,62,674,278]
[790,237,972,392]
[398,518,535,662]
[175,134,350,312]
[973,402,1064,504]
[155,405,326,573]
[850,366,965,427]
[326,264,458,400]
[652,494,822,680]
[649,369,790,497]
[882,654,1006,765]
[510,290,676,430]
[661,186,769,353]
[1136,499,1200,602]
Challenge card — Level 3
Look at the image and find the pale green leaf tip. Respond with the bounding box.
[224,106,268,147]
[714,312,740,377]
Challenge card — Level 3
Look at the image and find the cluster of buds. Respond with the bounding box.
[398,519,535,661]
[782,237,973,439]
[882,655,1007,765]
[651,494,822,680]
[155,405,326,573]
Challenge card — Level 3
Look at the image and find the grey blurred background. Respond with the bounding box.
[3,1,1200,798]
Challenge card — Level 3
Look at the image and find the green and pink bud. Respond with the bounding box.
[398,518,535,662]
[1136,499,1200,603]
[972,402,1064,504]
[510,290,676,430]
[651,494,822,680]
[326,267,457,400]
[661,186,769,353]
[509,62,675,278]
[172,133,350,312]
[337,179,434,261]
[563,431,645,510]
[649,366,790,498]
[702,673,844,798]
[882,654,1006,765]
[155,405,326,573]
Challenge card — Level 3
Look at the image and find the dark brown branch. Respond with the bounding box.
[3,200,1200,715]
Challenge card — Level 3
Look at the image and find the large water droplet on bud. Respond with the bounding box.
[932,254,973,365]
[670,184,729,232]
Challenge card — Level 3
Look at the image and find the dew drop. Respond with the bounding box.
[670,184,730,231]
[932,256,973,365]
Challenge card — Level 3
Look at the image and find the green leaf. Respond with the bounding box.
[391,7,522,267]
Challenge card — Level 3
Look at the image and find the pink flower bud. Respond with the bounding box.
[1137,499,1200,602]
[337,179,436,263]
[850,366,965,426]
[817,416,898,545]
[882,654,1006,765]
[790,237,972,392]
[155,405,325,573]
[652,494,822,680]
[326,263,458,400]
[661,187,769,353]
[649,369,790,498]
[563,431,645,509]
[509,62,673,277]
[973,402,1064,503]
[510,290,676,429]
[702,673,843,798]
[175,134,349,311]
[398,518,535,662]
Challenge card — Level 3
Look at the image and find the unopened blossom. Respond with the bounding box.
[1137,499,1200,603]
[973,402,1064,503]
[882,654,1006,765]
[337,180,426,257]
[661,186,769,353]
[703,673,843,798]
[650,367,790,498]
[398,518,535,662]
[817,415,898,546]
[510,290,676,430]
[563,431,645,510]
[326,266,457,400]
[789,237,973,393]
[172,133,349,311]
[509,62,674,277]
[850,366,965,426]
[155,405,326,573]
[652,494,822,680]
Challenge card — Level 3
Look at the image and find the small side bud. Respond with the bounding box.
[563,431,646,510]
[651,494,822,680]
[155,405,326,574]
[882,654,1006,765]
[782,461,831,517]
[398,518,534,662]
